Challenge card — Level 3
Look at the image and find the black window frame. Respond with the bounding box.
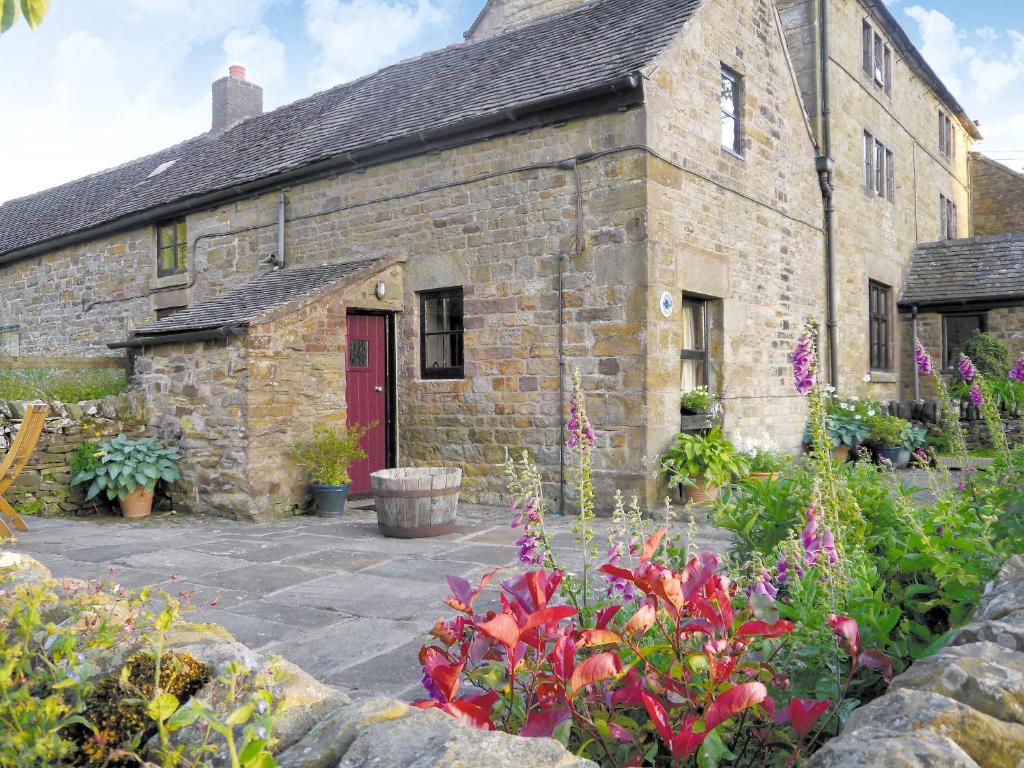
[680,296,710,390]
[156,217,188,278]
[719,64,742,157]
[419,286,465,380]
[942,313,987,371]
[868,280,892,371]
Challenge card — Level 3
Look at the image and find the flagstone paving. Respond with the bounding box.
[11,501,731,701]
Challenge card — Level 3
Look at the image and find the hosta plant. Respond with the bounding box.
[71,435,181,502]
[660,428,750,490]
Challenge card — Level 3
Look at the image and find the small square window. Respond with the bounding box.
[348,338,369,368]
[942,315,986,370]
[720,65,742,155]
[157,217,188,277]
[0,325,20,357]
[420,287,464,379]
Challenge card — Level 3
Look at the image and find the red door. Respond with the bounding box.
[345,314,388,495]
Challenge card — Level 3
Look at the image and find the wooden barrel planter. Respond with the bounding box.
[370,467,462,538]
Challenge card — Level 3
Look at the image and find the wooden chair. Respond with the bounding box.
[0,404,49,541]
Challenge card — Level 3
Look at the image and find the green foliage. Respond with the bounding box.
[71,434,181,502]
[821,410,869,448]
[961,332,1013,379]
[288,421,375,486]
[900,424,928,452]
[70,441,103,476]
[661,427,750,488]
[680,386,720,414]
[0,368,126,402]
[746,447,792,474]
[0,0,50,33]
[864,413,906,447]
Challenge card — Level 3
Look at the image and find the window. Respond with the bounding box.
[0,325,19,357]
[873,33,884,86]
[680,297,709,391]
[940,193,957,239]
[156,218,188,277]
[938,111,954,161]
[420,287,464,379]
[863,131,874,191]
[874,140,885,197]
[942,314,986,370]
[885,148,895,202]
[720,65,742,155]
[868,281,892,371]
[883,45,892,95]
[862,21,873,74]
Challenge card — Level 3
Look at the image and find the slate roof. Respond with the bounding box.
[899,233,1024,308]
[130,257,385,337]
[0,0,703,261]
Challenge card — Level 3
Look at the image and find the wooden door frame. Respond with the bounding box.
[346,309,397,494]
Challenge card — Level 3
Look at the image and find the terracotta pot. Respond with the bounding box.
[120,488,154,519]
[748,471,778,481]
[831,445,850,463]
[685,476,720,505]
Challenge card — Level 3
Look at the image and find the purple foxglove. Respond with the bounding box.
[969,382,983,408]
[958,355,976,382]
[913,340,932,375]
[1010,359,1024,383]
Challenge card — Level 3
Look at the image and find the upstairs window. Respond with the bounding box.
[862,20,892,95]
[864,131,895,202]
[863,131,874,191]
[938,111,954,161]
[883,46,892,95]
[868,281,892,371]
[862,21,872,74]
[873,33,884,86]
[420,287,464,379]
[874,140,885,196]
[156,218,188,277]
[940,193,957,239]
[720,65,742,156]
[0,325,20,357]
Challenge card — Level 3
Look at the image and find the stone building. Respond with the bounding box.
[0,0,1000,519]
[970,153,1024,237]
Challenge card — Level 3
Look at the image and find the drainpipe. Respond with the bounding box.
[274,192,286,268]
[817,0,839,391]
[911,305,920,400]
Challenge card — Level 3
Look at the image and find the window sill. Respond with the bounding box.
[867,371,897,384]
[149,272,189,290]
[720,147,745,162]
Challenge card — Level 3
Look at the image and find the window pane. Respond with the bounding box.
[720,72,735,115]
[446,294,464,334]
[875,142,884,195]
[160,246,177,274]
[886,149,895,202]
[420,288,465,378]
[874,34,883,83]
[424,296,446,334]
[863,22,872,73]
[349,339,369,368]
[681,300,706,352]
[864,132,873,189]
[158,224,175,251]
[175,242,188,272]
[681,359,706,392]
[883,46,892,94]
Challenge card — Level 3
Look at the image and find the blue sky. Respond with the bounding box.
[0,0,1021,203]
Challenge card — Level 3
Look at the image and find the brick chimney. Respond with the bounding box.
[211,62,262,134]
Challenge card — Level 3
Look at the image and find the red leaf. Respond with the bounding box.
[858,649,893,682]
[422,647,464,702]
[522,605,577,632]
[569,651,622,696]
[624,603,657,637]
[477,613,520,648]
[705,681,768,732]
[578,628,622,647]
[548,634,576,682]
[679,551,718,601]
[595,605,622,629]
[439,699,496,730]
[444,568,498,614]
[598,564,636,583]
[641,690,674,746]
[501,569,559,613]
[736,619,795,639]
[609,723,636,744]
[827,614,860,659]
[670,721,706,760]
[641,527,668,563]
[520,706,571,737]
[788,698,830,740]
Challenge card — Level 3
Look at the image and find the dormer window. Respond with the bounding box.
[156,218,188,277]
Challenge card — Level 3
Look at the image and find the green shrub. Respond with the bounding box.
[864,413,906,447]
[289,421,376,485]
[961,332,1013,379]
[660,427,750,488]
[0,368,125,402]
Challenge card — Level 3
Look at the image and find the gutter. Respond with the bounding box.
[108,324,247,350]
[0,75,642,268]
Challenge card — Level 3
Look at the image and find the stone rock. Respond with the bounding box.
[951,611,1024,652]
[0,550,52,587]
[843,688,1024,768]
[975,559,1024,623]
[277,697,412,768]
[337,706,596,768]
[803,725,980,767]
[890,641,1024,726]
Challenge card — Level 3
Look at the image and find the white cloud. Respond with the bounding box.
[221,27,289,93]
[904,6,972,95]
[304,0,449,89]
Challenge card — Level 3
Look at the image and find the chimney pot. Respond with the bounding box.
[212,62,262,134]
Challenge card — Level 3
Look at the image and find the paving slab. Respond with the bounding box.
[189,562,319,595]
[265,572,449,621]
[121,548,247,577]
[325,638,426,700]
[279,549,391,572]
[220,599,349,631]
[188,538,316,562]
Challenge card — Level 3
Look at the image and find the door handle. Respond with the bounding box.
[374,386,384,392]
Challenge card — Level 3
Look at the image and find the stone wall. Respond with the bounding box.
[971,152,1024,237]
[807,555,1024,767]
[0,393,146,517]
[644,0,827,482]
[466,0,591,39]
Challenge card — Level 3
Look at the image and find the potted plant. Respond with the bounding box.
[71,435,181,519]
[746,446,791,480]
[660,427,750,504]
[289,421,375,517]
[864,413,907,466]
[823,410,868,462]
[679,387,723,431]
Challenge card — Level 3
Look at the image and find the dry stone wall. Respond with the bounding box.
[0,392,146,517]
[806,555,1024,768]
[971,153,1024,237]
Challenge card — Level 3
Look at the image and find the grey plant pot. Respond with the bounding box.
[309,483,351,517]
[875,446,903,466]
[896,448,912,468]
